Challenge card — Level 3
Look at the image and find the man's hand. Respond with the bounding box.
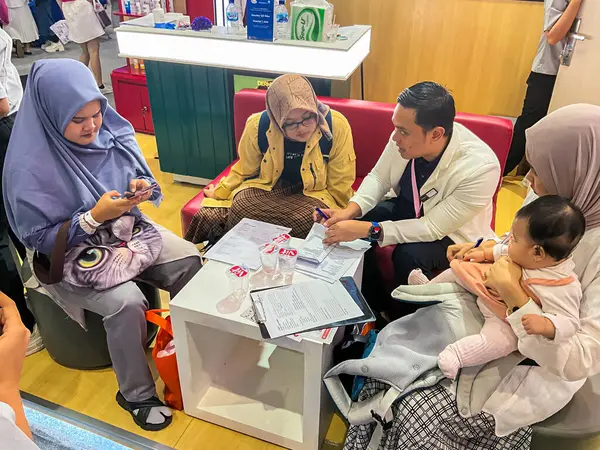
[313,202,362,228]
[323,220,371,245]
[522,314,556,339]
[203,184,217,199]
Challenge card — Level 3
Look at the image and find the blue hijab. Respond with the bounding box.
[2,59,156,252]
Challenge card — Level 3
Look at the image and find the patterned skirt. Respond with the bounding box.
[185,183,327,244]
[344,381,532,450]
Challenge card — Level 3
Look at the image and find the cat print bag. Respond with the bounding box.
[63,215,163,290]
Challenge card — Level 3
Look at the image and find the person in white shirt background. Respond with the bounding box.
[315,82,501,315]
[57,0,111,94]
[3,0,39,55]
[0,26,41,357]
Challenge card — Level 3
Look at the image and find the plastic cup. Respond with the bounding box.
[278,247,298,277]
[228,265,250,299]
[217,265,250,314]
[272,233,291,250]
[260,243,278,275]
[326,24,340,43]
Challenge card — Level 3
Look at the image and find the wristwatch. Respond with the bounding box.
[367,222,382,242]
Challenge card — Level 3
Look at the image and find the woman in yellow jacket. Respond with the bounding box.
[185,74,356,242]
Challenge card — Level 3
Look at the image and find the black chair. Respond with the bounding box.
[21,258,159,369]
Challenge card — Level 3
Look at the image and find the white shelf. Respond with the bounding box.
[193,340,305,446]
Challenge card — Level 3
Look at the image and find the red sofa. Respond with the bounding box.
[181,89,512,238]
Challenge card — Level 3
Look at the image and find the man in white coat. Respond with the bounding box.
[317,82,501,312]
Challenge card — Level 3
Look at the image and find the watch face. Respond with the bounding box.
[370,225,381,240]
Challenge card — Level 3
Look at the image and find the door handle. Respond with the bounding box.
[561,33,587,67]
[142,106,148,115]
[570,33,586,42]
[561,18,586,67]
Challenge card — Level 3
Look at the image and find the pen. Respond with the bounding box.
[315,207,329,221]
[473,237,484,249]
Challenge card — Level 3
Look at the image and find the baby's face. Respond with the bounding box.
[507,218,544,270]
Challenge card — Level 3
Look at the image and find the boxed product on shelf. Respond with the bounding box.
[290,0,333,42]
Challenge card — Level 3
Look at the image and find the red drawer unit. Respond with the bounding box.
[111,66,155,134]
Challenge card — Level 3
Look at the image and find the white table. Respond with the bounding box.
[170,238,364,450]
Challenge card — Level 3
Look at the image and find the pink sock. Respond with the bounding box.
[438,346,461,379]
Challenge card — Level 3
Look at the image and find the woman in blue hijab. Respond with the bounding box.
[2,59,201,431]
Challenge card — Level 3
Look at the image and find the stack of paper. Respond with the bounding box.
[296,238,371,283]
[298,223,333,264]
[203,218,292,270]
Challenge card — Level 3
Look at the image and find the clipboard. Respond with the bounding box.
[250,276,375,339]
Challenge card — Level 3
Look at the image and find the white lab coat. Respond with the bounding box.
[350,123,501,247]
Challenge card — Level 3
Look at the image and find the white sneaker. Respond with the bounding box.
[26,324,45,357]
[99,84,113,95]
[41,40,53,49]
[45,42,65,53]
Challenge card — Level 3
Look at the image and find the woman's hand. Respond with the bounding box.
[0,292,30,393]
[128,179,153,203]
[323,220,371,245]
[203,184,217,199]
[90,191,142,223]
[447,239,496,262]
[484,257,530,310]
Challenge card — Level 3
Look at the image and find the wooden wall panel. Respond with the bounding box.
[330,0,544,117]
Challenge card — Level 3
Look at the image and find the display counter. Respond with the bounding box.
[115,23,371,184]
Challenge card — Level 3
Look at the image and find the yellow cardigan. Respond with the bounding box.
[202,109,357,209]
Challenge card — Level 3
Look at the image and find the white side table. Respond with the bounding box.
[170,238,364,450]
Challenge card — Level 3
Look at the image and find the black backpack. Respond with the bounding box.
[257,110,334,160]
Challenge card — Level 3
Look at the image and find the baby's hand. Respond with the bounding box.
[522,314,556,339]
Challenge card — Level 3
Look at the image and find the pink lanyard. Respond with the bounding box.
[411,159,421,218]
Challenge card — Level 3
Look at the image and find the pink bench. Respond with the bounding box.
[181,88,512,291]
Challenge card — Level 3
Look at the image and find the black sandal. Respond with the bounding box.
[116,391,173,431]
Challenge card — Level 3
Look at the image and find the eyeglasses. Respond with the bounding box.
[282,114,317,132]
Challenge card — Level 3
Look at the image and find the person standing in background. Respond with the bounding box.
[3,0,39,55]
[57,0,111,94]
[504,0,583,176]
[35,0,65,53]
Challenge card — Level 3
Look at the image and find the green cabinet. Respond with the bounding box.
[145,61,234,181]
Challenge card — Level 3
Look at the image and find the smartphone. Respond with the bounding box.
[123,182,158,199]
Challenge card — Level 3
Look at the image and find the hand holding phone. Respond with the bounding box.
[122,182,158,199]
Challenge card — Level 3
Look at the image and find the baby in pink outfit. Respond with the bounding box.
[410,195,585,379]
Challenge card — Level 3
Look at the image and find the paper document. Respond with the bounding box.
[299,223,333,264]
[251,279,363,339]
[296,239,370,283]
[204,218,291,270]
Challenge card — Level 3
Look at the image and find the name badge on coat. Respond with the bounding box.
[420,188,438,203]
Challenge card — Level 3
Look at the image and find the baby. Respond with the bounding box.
[411,195,585,379]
